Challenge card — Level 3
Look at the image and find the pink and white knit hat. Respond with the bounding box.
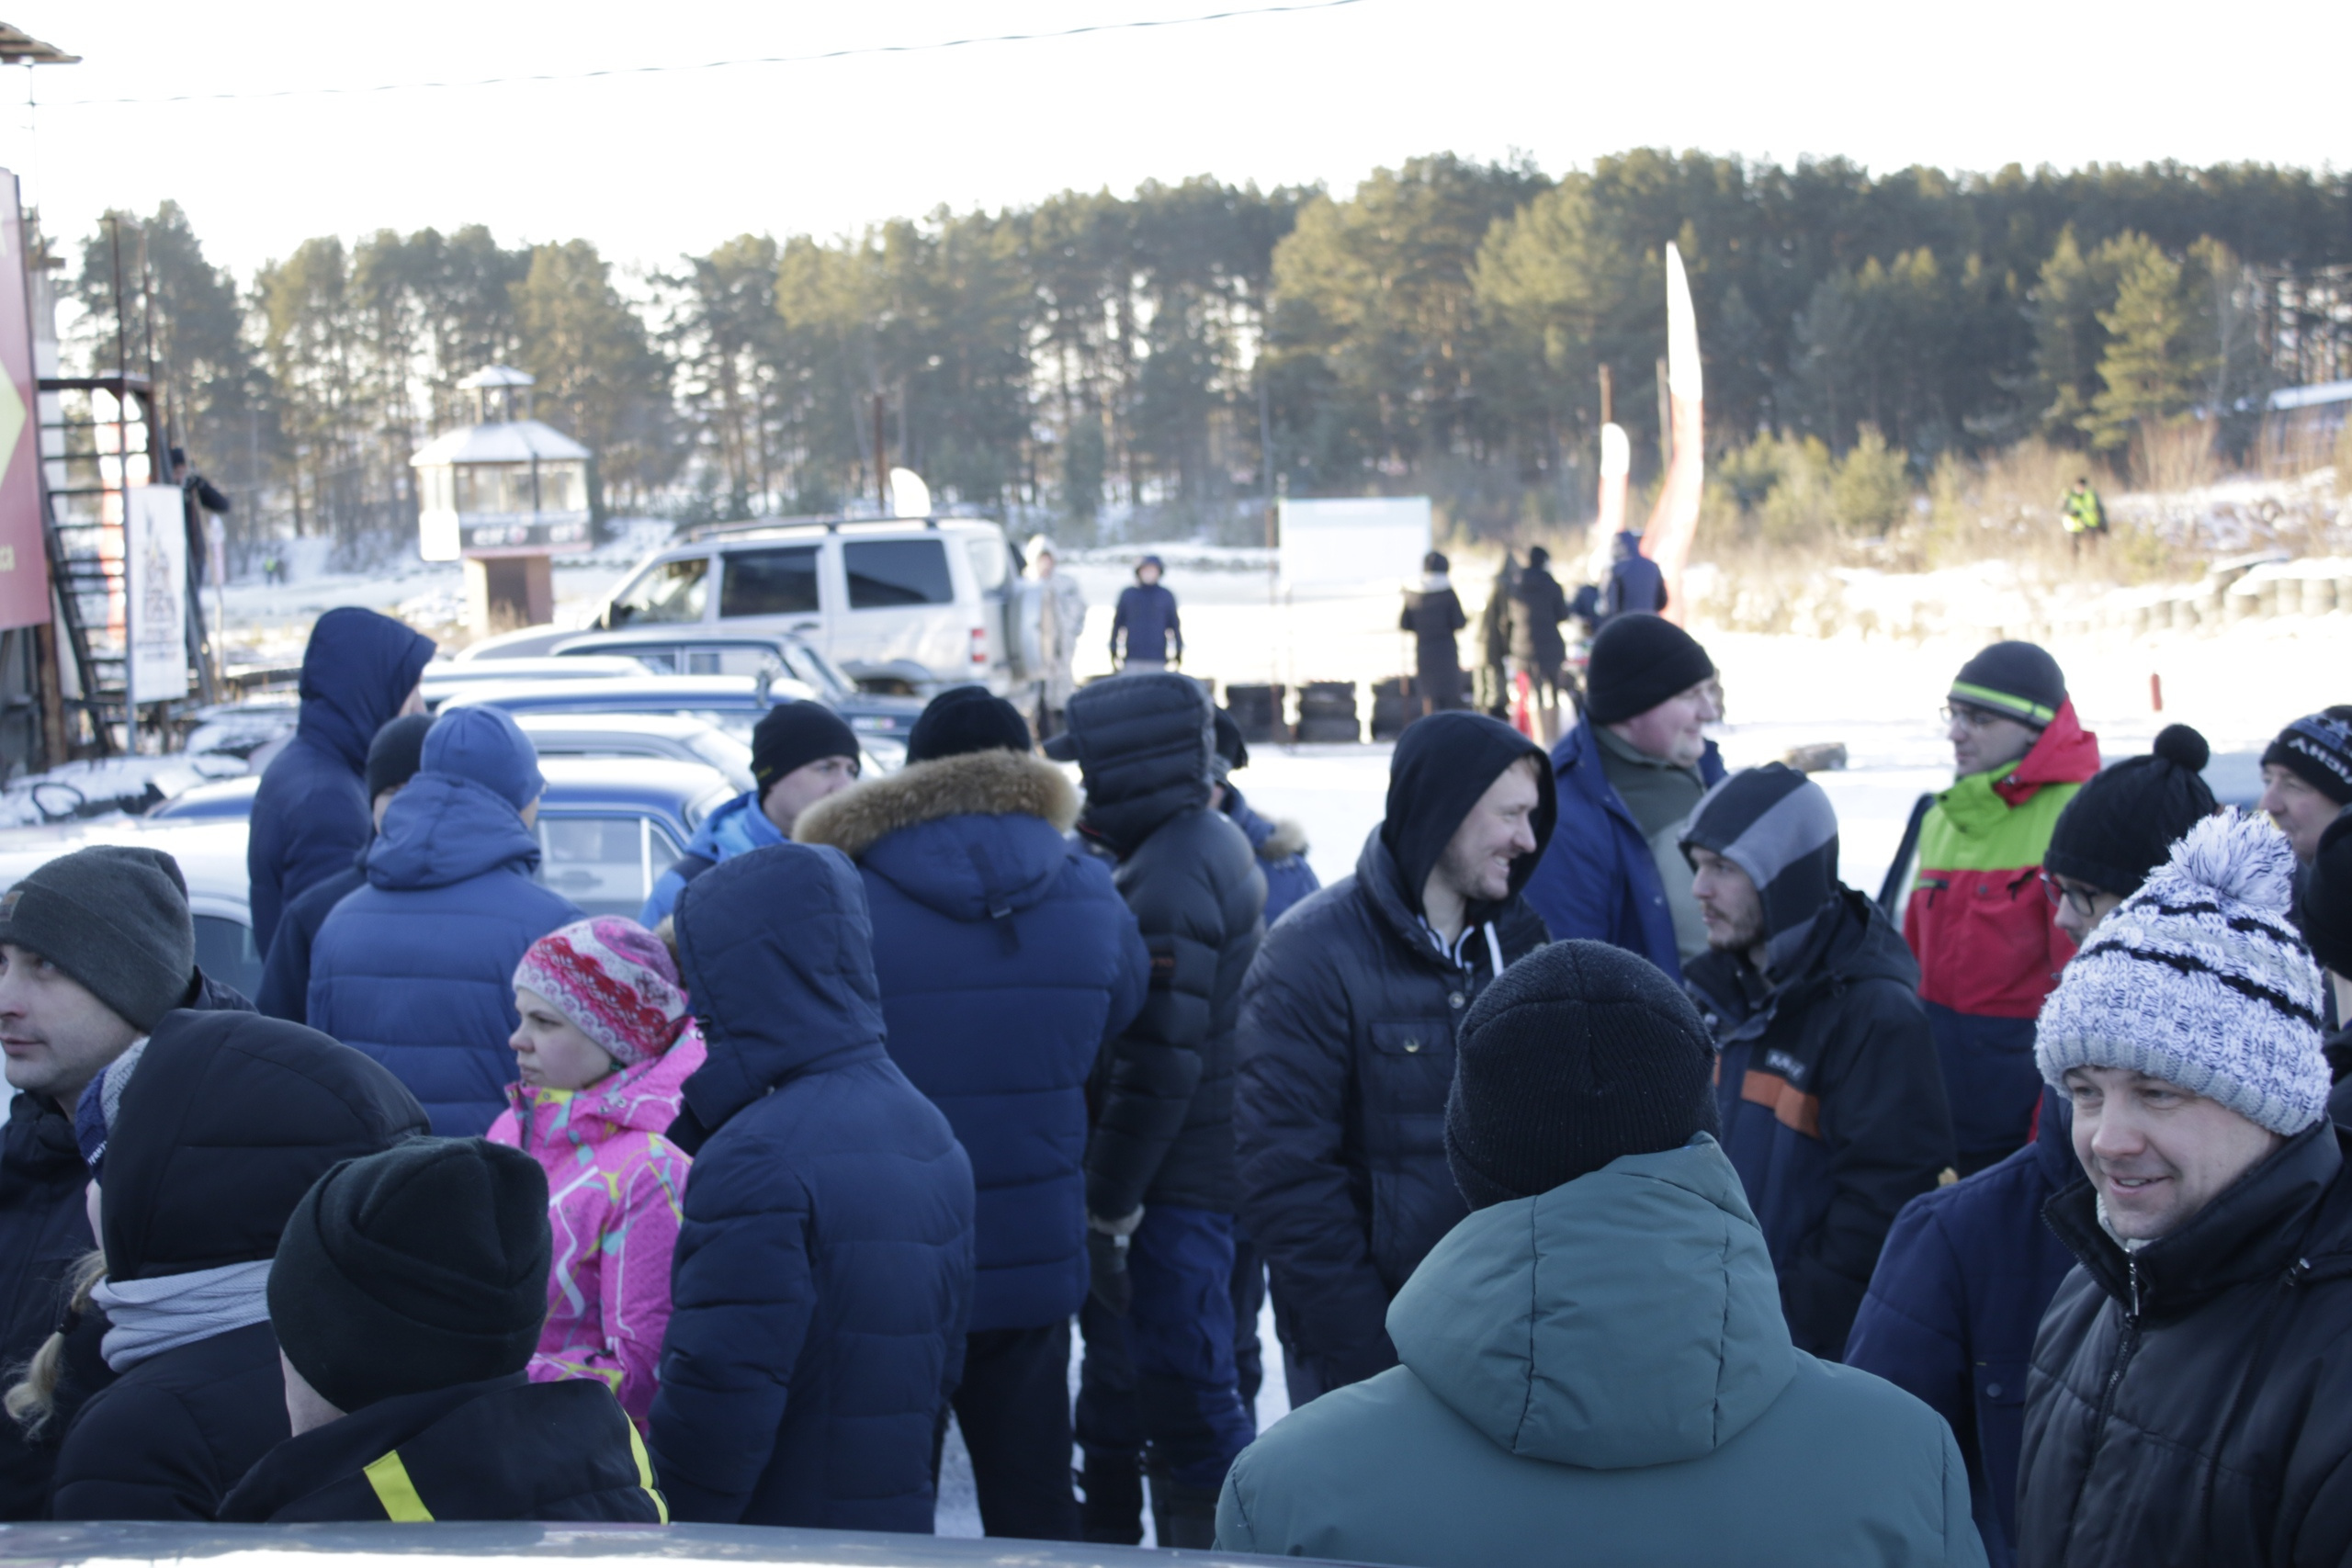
[514,917,689,1068]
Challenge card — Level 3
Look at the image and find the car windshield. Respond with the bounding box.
[607,557,709,626]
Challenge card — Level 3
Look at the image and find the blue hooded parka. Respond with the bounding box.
[306,707,579,1135]
[246,608,434,953]
[794,748,1148,1335]
[638,788,786,927]
[649,842,976,1530]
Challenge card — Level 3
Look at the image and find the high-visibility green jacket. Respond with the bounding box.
[2060,489,2106,534]
[1905,701,2099,1018]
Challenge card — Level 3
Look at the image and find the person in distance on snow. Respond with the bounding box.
[1400,552,1468,716]
[1237,711,1552,1405]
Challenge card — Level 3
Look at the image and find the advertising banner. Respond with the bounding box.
[125,485,188,704]
[0,172,51,629]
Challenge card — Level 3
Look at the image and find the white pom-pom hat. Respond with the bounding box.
[2035,809,2329,1135]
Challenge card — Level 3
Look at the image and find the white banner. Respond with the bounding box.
[1276,496,1431,600]
[126,485,189,705]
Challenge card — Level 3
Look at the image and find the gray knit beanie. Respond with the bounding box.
[2035,810,2328,1136]
[0,846,195,1031]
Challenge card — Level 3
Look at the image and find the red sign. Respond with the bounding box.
[0,172,51,630]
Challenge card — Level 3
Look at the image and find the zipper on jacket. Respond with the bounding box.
[2095,1258,2143,1435]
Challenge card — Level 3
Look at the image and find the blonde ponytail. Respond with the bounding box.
[5,1251,106,1436]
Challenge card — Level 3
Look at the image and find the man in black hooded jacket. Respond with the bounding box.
[1048,673,1265,1549]
[1679,763,1953,1359]
[1236,711,1554,1404]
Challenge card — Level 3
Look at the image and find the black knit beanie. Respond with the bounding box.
[2302,809,2352,976]
[2262,707,2352,807]
[752,700,861,795]
[0,846,194,1031]
[1445,941,1719,1209]
[1950,641,2066,728]
[365,713,435,800]
[2045,725,2218,898]
[1585,615,1716,727]
[1213,709,1249,779]
[271,1137,550,1415]
[908,685,1032,762]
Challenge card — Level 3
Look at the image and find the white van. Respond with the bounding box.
[592,518,1027,694]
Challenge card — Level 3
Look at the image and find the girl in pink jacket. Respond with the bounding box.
[488,916,703,1430]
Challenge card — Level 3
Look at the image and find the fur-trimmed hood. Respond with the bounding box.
[796,750,1079,860]
[797,750,1086,929]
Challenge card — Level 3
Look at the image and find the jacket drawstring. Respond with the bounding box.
[1483,921,1505,979]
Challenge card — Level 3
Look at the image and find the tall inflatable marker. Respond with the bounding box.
[1638,242,1702,626]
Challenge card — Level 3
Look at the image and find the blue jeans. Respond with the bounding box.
[1076,1205,1252,1497]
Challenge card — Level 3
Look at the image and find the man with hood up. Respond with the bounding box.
[649,842,974,1530]
[793,688,1148,1540]
[247,608,435,953]
[1046,672,1264,1548]
[1908,642,2098,1174]
[1679,763,1953,1360]
[1216,941,1984,1567]
[1236,711,1552,1406]
[308,708,581,1135]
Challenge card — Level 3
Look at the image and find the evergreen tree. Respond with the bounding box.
[2088,232,2216,450]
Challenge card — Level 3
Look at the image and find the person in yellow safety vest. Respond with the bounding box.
[2059,479,2107,557]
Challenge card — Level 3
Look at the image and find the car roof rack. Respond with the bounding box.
[681,513,944,543]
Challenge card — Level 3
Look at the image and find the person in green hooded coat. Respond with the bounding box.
[1216,940,1984,1568]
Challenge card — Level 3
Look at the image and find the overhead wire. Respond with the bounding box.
[42,0,1366,109]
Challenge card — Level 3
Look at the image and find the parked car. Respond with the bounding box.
[513,713,758,794]
[32,757,739,997]
[464,626,925,745]
[419,656,650,709]
[436,674,907,772]
[501,517,1028,695]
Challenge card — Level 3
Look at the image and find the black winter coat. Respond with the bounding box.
[1066,675,1266,1219]
[254,858,365,1023]
[2019,1121,2352,1566]
[0,970,254,1520]
[1507,565,1568,665]
[49,1322,285,1521]
[1237,828,1547,1392]
[220,1374,663,1522]
[1687,889,1956,1359]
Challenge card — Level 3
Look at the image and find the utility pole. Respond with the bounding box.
[1599,364,1613,426]
[872,393,888,513]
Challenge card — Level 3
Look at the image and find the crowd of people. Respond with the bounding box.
[0,591,2348,1567]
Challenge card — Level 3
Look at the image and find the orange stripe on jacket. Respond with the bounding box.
[1740,1068,1822,1140]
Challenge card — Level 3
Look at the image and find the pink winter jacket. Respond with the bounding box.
[486,1027,703,1429]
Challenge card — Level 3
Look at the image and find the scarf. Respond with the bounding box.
[92,1259,275,1372]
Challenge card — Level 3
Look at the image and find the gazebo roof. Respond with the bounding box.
[411,419,590,467]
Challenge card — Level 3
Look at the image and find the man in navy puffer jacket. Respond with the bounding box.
[796,687,1148,1540]
[247,608,435,953]
[650,841,975,1530]
[306,706,580,1134]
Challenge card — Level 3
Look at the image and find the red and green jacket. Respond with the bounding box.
[1905,701,2100,1018]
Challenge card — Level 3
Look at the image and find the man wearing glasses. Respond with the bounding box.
[1905,642,2099,1176]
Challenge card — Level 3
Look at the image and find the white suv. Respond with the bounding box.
[594,518,1025,694]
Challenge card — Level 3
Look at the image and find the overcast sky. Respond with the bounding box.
[11,0,2348,283]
